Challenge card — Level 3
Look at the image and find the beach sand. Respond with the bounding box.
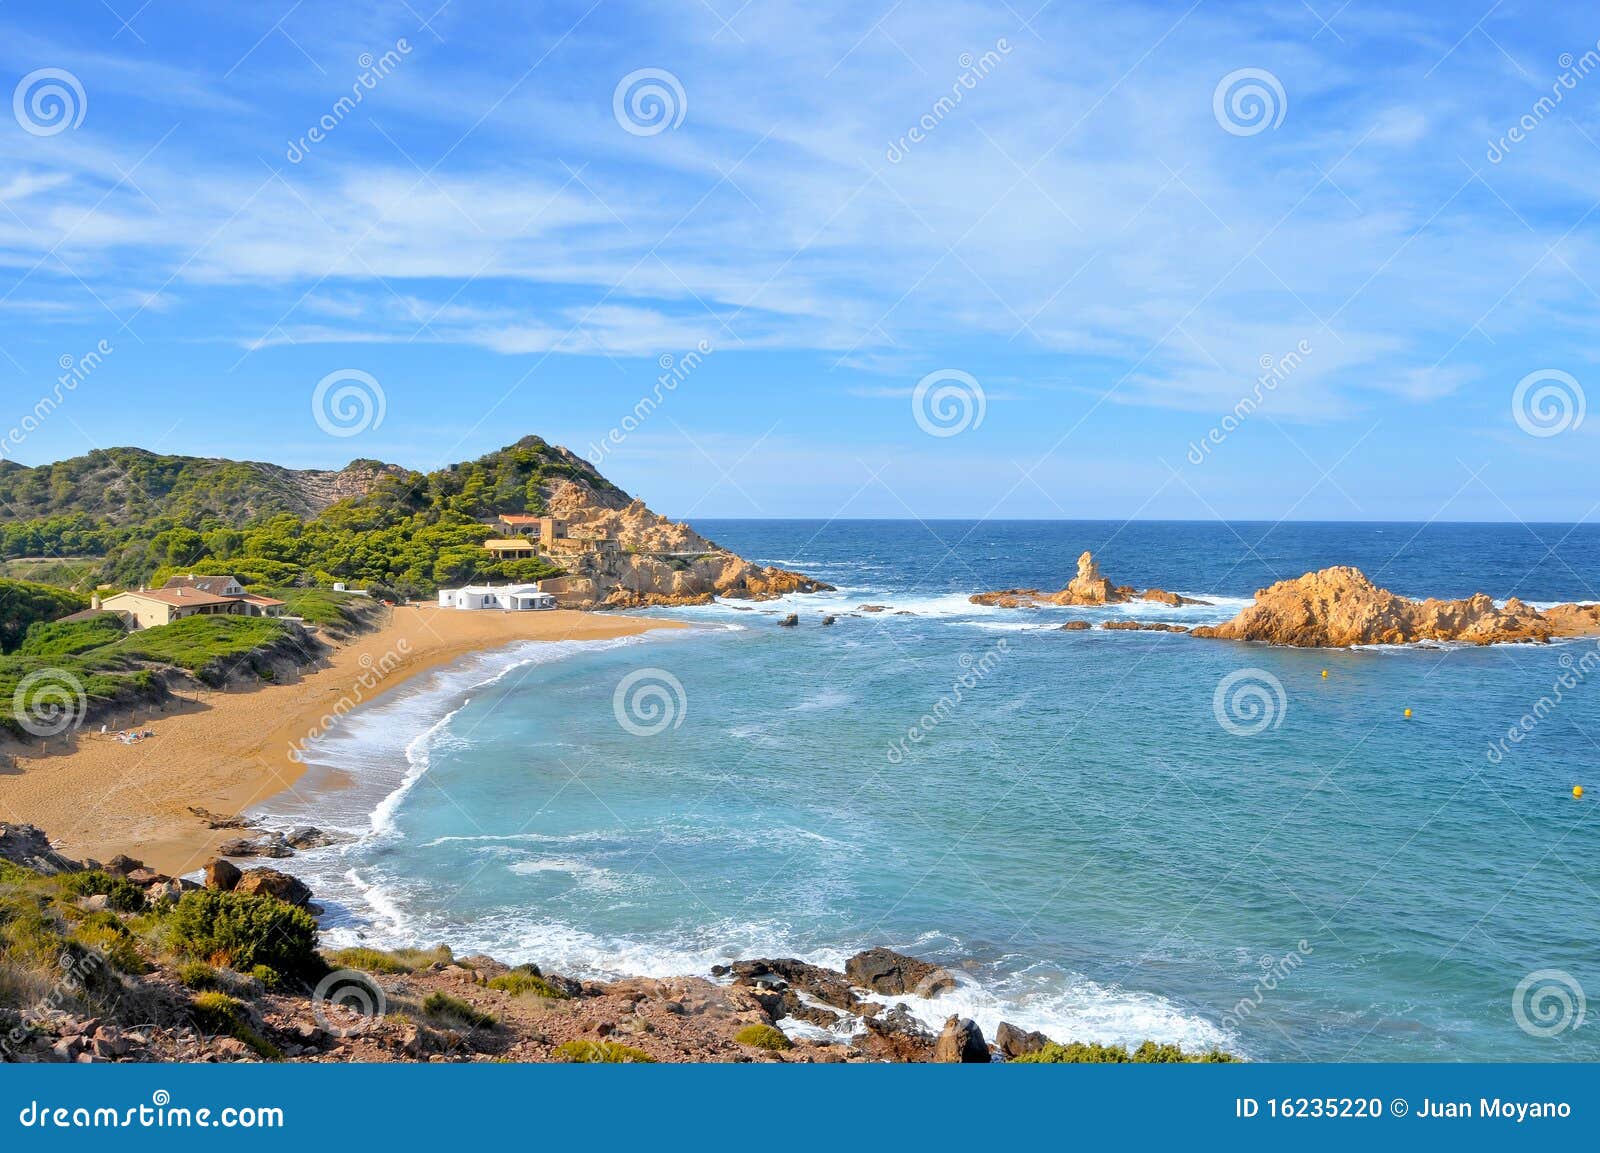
[0,605,682,876]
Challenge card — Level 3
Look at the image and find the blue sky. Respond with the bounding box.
[0,0,1596,520]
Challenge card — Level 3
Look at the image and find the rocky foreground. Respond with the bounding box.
[973,553,1600,647]
[0,824,1230,1065]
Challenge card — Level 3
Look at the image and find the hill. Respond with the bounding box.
[0,437,826,606]
[0,448,401,525]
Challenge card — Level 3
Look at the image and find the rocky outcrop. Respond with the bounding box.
[1191,566,1600,647]
[845,948,956,997]
[233,867,313,908]
[971,552,1207,610]
[0,823,81,875]
[204,859,242,891]
[217,835,294,859]
[995,1020,1050,1059]
[530,488,831,610]
[933,1015,990,1062]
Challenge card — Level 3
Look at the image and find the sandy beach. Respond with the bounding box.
[0,605,682,876]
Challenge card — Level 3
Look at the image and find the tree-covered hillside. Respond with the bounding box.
[0,437,628,599]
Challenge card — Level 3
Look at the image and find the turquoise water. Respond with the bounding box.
[260,521,1600,1061]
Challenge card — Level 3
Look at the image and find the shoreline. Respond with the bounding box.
[0,605,683,876]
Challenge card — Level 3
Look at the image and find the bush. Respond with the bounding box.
[17,614,126,657]
[556,1039,654,1064]
[734,1024,792,1051]
[322,944,451,974]
[59,870,147,912]
[188,991,280,1059]
[69,914,147,975]
[250,964,282,991]
[486,968,568,999]
[177,960,220,990]
[1011,1040,1237,1064]
[168,890,323,983]
[421,991,496,1029]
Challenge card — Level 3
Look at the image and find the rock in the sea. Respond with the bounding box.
[233,867,313,908]
[844,948,955,997]
[284,826,331,849]
[778,613,799,627]
[1140,588,1207,607]
[1062,550,1120,604]
[994,1020,1051,1059]
[933,1015,989,1063]
[1059,620,1092,631]
[821,615,837,626]
[725,958,862,1015]
[973,552,1195,611]
[204,859,242,891]
[217,836,293,859]
[1190,566,1599,647]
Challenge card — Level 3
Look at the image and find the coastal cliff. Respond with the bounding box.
[1191,566,1600,647]
[533,479,830,608]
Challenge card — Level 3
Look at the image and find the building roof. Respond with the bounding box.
[57,608,121,624]
[163,574,241,595]
[237,593,286,607]
[496,513,544,525]
[105,587,236,609]
[445,583,549,596]
[482,538,537,550]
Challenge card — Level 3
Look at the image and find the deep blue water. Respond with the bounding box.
[260,521,1600,1061]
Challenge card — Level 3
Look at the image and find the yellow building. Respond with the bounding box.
[101,586,239,630]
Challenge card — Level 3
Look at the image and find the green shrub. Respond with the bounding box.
[59,870,147,912]
[322,944,451,974]
[421,991,496,1029]
[168,890,322,983]
[486,968,569,999]
[189,991,280,1059]
[556,1039,654,1063]
[17,614,126,657]
[734,1024,792,1051]
[250,964,282,991]
[177,960,220,990]
[1011,1039,1238,1064]
[69,914,147,975]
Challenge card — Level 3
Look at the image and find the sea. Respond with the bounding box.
[254,520,1600,1061]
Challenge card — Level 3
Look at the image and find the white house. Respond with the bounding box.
[437,583,556,611]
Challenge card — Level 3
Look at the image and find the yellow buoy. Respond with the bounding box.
[1403,708,1412,718]
[1576,785,1586,799]
[1321,669,1328,678]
